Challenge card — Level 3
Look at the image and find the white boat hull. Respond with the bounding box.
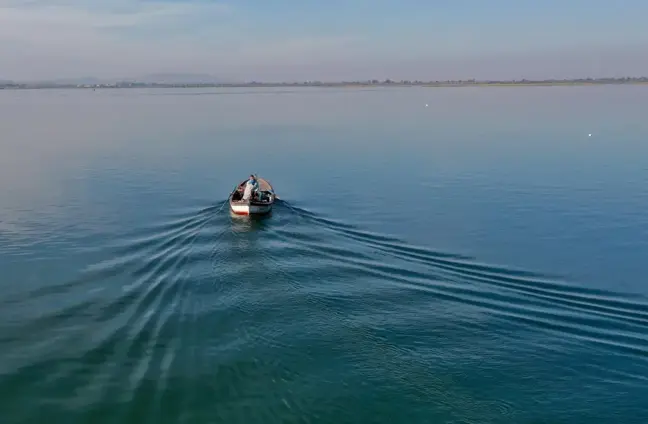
[229,201,272,216]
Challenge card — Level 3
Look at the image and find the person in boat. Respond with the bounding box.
[241,174,259,201]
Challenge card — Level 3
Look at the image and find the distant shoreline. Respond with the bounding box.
[1,78,647,90]
[424,80,648,88]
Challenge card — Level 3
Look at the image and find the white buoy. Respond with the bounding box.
[425,104,428,107]
[588,134,592,137]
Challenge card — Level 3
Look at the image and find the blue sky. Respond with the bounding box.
[1,0,647,81]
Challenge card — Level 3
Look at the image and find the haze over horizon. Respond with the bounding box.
[2,0,648,82]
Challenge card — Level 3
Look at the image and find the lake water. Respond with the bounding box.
[1,86,647,423]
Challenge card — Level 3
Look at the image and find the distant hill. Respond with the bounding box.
[47,77,105,85]
[134,73,228,84]
[11,73,232,86]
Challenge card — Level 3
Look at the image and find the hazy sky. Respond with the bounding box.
[1,0,647,81]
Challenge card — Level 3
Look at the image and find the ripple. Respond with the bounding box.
[2,198,648,423]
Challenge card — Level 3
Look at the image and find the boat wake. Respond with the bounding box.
[276,200,648,357]
[1,197,648,423]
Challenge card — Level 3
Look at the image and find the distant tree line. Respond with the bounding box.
[2,76,647,89]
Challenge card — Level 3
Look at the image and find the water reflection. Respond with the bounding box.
[229,211,273,233]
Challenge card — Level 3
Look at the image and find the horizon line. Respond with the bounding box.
[2,76,648,88]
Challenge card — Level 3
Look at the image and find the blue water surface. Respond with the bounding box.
[1,85,647,423]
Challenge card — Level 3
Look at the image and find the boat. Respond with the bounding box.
[228,176,276,216]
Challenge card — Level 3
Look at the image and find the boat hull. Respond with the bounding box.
[229,201,272,216]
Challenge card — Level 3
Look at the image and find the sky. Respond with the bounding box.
[1,0,648,82]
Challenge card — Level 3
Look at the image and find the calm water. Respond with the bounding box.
[1,86,648,423]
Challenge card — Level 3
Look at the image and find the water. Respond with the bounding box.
[1,86,647,423]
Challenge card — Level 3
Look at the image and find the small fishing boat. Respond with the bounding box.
[229,176,276,216]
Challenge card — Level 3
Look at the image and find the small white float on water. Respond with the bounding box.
[228,175,276,216]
